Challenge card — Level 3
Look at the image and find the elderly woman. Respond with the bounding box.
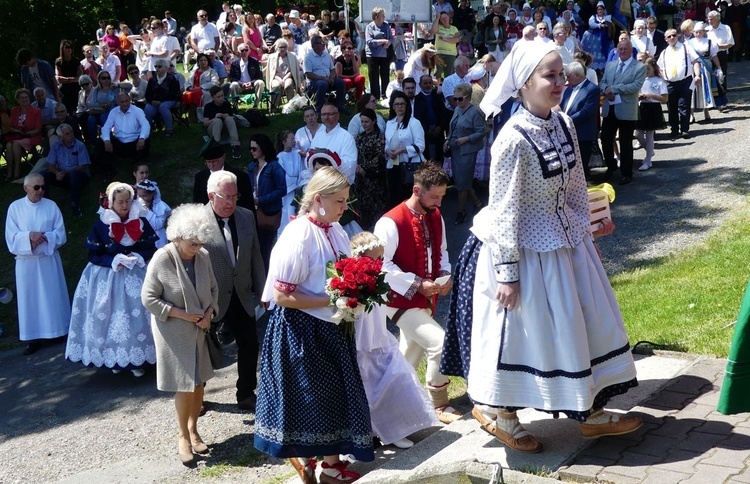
[5,89,43,182]
[66,182,158,377]
[55,40,84,114]
[141,203,219,465]
[385,91,426,207]
[365,7,393,99]
[254,167,374,483]
[247,133,287,272]
[336,39,366,101]
[444,83,487,225]
[552,23,574,66]
[265,38,301,110]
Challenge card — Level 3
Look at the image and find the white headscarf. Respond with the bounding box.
[479,40,558,118]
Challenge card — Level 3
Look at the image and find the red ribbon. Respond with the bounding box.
[111,219,143,243]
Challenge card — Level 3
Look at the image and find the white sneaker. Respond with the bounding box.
[131,369,146,377]
[633,141,642,150]
[111,369,122,374]
[391,438,414,449]
[638,163,652,171]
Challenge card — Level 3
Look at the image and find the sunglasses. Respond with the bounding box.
[100,76,111,80]
[30,185,45,191]
[80,82,91,87]
[250,146,259,151]
[666,34,676,38]
[240,48,249,52]
[199,14,207,18]
[453,96,465,102]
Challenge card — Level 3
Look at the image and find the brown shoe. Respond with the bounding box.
[289,457,317,484]
[178,437,195,466]
[435,405,463,424]
[473,407,543,453]
[579,412,643,439]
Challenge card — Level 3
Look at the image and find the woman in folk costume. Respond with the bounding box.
[254,167,373,484]
[66,182,158,377]
[440,41,642,453]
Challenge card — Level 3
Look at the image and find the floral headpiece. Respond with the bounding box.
[134,179,158,192]
[306,149,343,173]
[351,238,386,257]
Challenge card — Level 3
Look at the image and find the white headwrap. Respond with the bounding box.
[479,40,558,118]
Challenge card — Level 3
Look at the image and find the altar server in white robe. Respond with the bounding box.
[5,173,70,355]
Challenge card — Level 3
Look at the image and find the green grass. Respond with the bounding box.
[199,446,268,478]
[612,206,750,357]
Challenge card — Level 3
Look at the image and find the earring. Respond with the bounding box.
[319,207,326,216]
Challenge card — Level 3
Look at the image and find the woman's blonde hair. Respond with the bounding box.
[298,167,349,215]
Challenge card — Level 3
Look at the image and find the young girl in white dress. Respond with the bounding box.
[275,130,304,235]
[635,57,668,171]
[350,232,438,450]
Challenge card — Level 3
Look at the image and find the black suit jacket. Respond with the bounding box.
[652,29,667,59]
[413,91,450,134]
[193,163,255,212]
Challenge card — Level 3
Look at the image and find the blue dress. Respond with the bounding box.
[253,216,374,461]
[581,14,614,71]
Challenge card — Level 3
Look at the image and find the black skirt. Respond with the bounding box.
[636,102,666,131]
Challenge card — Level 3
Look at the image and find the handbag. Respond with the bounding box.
[204,327,223,369]
[256,207,282,231]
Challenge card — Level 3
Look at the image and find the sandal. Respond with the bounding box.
[435,404,463,424]
[579,411,643,439]
[473,407,543,453]
[319,460,360,483]
[289,457,318,484]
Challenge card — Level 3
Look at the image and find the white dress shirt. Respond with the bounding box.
[101,105,151,143]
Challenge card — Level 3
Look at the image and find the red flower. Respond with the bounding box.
[346,297,359,308]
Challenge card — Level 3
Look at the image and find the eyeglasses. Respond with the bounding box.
[213,192,240,202]
[155,65,166,69]
[392,102,407,107]
[29,185,45,191]
[250,146,259,152]
[453,96,465,102]
[80,82,90,87]
[100,76,111,80]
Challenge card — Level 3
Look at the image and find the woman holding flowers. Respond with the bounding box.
[254,167,374,484]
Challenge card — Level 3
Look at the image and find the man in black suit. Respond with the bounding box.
[561,61,601,178]
[226,44,266,108]
[193,143,254,212]
[647,16,667,58]
[413,74,449,163]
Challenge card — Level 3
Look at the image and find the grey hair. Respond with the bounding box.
[33,87,46,97]
[552,22,567,36]
[634,19,646,28]
[453,83,473,98]
[79,74,92,85]
[166,203,213,242]
[274,38,289,49]
[564,60,585,77]
[298,167,349,215]
[207,170,237,194]
[308,27,320,37]
[108,183,135,208]
[154,58,170,68]
[372,7,385,19]
[56,123,73,136]
[707,10,720,18]
[23,173,44,186]
[454,55,470,69]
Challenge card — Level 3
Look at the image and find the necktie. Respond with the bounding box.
[221,217,236,267]
[669,46,678,79]
[617,62,625,76]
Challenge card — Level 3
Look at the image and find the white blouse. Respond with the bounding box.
[384,118,426,169]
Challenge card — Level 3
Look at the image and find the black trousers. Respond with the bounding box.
[717,50,729,96]
[223,289,258,402]
[601,111,636,178]
[367,56,390,99]
[666,77,693,135]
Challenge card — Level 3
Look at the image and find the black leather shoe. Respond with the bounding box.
[23,342,41,355]
[682,132,692,139]
[619,176,632,186]
[238,394,257,411]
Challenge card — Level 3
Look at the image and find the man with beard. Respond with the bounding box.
[374,163,463,425]
[413,74,449,163]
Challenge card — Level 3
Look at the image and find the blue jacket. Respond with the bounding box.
[228,57,262,84]
[21,59,57,98]
[247,159,287,214]
[561,79,601,142]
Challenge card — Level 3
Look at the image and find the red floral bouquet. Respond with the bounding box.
[325,255,391,338]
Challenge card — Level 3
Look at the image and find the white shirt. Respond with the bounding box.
[441,73,470,110]
[347,113,386,137]
[310,124,357,184]
[101,105,151,143]
[640,76,668,103]
[190,22,220,52]
[631,34,656,57]
[657,42,699,81]
[707,23,735,51]
[97,55,121,80]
